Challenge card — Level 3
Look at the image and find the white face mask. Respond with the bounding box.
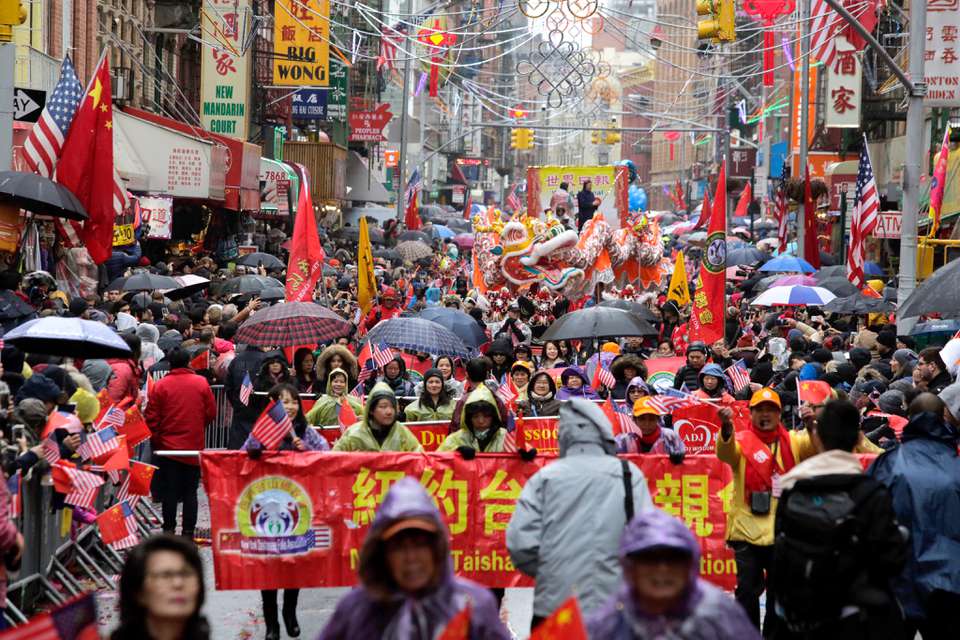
[474,429,491,440]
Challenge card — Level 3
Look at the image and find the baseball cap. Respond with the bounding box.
[749,387,781,410]
[633,397,663,417]
[381,517,439,541]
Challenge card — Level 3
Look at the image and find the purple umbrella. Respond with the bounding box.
[454,233,474,249]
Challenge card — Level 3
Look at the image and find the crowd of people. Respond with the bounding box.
[0,213,957,640]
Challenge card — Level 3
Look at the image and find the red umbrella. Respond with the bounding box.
[235,302,351,347]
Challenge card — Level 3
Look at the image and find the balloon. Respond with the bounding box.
[628,185,648,212]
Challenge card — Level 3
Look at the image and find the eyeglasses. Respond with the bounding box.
[147,568,199,583]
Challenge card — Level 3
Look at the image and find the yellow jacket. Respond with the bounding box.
[717,428,882,546]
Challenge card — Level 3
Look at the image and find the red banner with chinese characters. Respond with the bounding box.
[672,402,752,455]
[200,452,737,591]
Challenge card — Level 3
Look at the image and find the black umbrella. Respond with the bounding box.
[727,247,769,266]
[814,265,846,280]
[418,307,487,348]
[0,171,88,221]
[899,258,960,318]
[260,286,286,302]
[397,230,431,244]
[236,252,284,269]
[333,226,385,244]
[818,251,837,266]
[822,293,896,315]
[597,299,656,321]
[220,275,283,296]
[814,276,859,297]
[114,272,180,292]
[541,307,657,341]
[0,290,35,330]
[374,248,402,263]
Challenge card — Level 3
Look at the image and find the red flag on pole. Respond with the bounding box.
[692,190,711,231]
[54,51,124,264]
[285,164,325,302]
[803,167,821,269]
[734,182,752,219]
[688,161,727,345]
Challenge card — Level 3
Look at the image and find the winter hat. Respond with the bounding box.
[877,332,897,350]
[878,390,906,415]
[798,363,823,381]
[15,373,61,404]
[939,382,960,421]
[812,348,833,364]
[891,349,919,368]
[848,347,872,371]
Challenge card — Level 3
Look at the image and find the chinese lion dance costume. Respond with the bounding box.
[473,210,664,299]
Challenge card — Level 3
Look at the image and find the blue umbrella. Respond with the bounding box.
[863,261,885,276]
[910,319,960,336]
[750,285,837,307]
[418,307,487,348]
[366,317,474,358]
[4,316,132,358]
[431,224,455,239]
[758,254,817,273]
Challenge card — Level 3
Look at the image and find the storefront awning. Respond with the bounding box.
[346,151,391,204]
[113,110,227,201]
[121,107,262,212]
[259,158,300,218]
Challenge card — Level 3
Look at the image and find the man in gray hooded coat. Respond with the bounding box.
[506,398,654,629]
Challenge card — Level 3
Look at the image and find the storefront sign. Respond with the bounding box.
[825,37,862,128]
[526,165,630,228]
[729,148,757,178]
[200,0,252,137]
[273,0,330,86]
[452,185,465,204]
[924,0,960,106]
[385,150,399,168]
[872,211,902,239]
[327,60,348,121]
[140,196,174,240]
[291,89,327,120]
[260,159,292,217]
[348,104,393,142]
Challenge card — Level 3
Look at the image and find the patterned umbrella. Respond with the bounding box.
[396,241,434,262]
[235,302,351,347]
[366,317,474,358]
[750,285,836,307]
[431,224,455,239]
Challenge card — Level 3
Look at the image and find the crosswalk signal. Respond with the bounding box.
[0,0,26,42]
[697,0,735,42]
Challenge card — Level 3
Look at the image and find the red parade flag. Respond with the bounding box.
[529,596,588,640]
[803,166,821,269]
[0,593,98,640]
[437,604,472,640]
[798,379,832,406]
[337,399,358,434]
[692,190,711,231]
[735,182,752,219]
[54,52,123,264]
[405,188,422,230]
[99,436,130,471]
[96,502,130,545]
[688,161,727,345]
[120,406,152,450]
[285,164,325,302]
[127,460,157,495]
[189,349,210,371]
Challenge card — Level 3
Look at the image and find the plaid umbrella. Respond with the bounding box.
[366,317,474,358]
[235,302,351,347]
[396,241,434,262]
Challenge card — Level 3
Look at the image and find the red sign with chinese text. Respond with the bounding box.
[349,103,393,142]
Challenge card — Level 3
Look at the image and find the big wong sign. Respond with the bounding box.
[201,451,738,591]
[273,0,331,86]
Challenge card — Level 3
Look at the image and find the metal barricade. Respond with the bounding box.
[205,385,232,449]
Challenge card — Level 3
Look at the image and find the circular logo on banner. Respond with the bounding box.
[704,232,726,274]
[237,476,312,538]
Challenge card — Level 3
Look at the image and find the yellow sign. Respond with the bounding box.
[667,250,691,307]
[112,224,134,247]
[528,165,625,229]
[200,0,252,137]
[273,0,330,86]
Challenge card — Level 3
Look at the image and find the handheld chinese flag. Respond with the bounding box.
[602,396,633,436]
[98,435,130,471]
[96,501,132,545]
[529,596,588,640]
[802,167,821,269]
[337,399,358,434]
[928,125,951,238]
[120,406,152,449]
[666,249,691,307]
[54,51,124,264]
[437,604,472,640]
[189,349,210,371]
[798,379,833,406]
[357,217,377,315]
[688,161,726,345]
[734,182,752,219]
[126,460,157,495]
[0,593,98,640]
[285,165,324,302]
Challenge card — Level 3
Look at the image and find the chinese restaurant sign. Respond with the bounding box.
[924,0,960,106]
[825,36,862,128]
[200,0,252,137]
[273,0,331,87]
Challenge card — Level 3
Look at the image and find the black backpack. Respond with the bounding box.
[772,474,883,633]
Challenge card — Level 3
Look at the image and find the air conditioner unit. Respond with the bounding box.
[111,67,130,102]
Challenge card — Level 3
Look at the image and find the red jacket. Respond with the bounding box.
[106,358,140,407]
[145,368,216,464]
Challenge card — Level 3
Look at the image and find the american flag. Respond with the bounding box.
[251,400,294,450]
[505,182,522,212]
[377,26,404,72]
[809,0,846,67]
[775,169,789,253]
[502,428,518,453]
[371,342,395,369]
[97,405,126,430]
[495,382,517,406]
[349,383,365,400]
[646,387,701,413]
[1,593,97,640]
[42,438,61,464]
[606,397,635,435]
[405,168,422,210]
[113,500,141,550]
[62,464,105,510]
[239,371,253,406]
[22,56,82,177]
[725,359,751,393]
[7,470,20,519]
[594,366,616,390]
[76,426,120,462]
[847,136,880,288]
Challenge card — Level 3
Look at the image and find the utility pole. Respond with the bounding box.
[797,0,811,259]
[395,0,413,221]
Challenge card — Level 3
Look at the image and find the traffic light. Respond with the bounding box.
[591,130,601,144]
[697,0,735,42]
[0,0,25,42]
[510,128,522,150]
[605,119,621,144]
[522,128,535,150]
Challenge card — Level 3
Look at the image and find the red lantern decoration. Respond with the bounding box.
[742,0,795,87]
[417,19,458,97]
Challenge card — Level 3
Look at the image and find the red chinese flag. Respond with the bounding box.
[529,596,588,640]
[55,54,120,264]
[798,380,832,405]
[50,460,76,494]
[189,349,210,371]
[120,406,152,450]
[99,436,130,470]
[735,182,752,219]
[688,161,727,345]
[437,604,472,640]
[337,400,358,434]
[127,460,157,495]
[692,190,711,231]
[96,503,129,544]
[803,166,821,269]
[42,410,75,439]
[285,169,324,302]
[405,189,422,230]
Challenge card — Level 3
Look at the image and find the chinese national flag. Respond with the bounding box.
[127,460,157,495]
[405,188,422,230]
[337,400,358,434]
[99,436,130,471]
[190,349,210,371]
[529,596,588,640]
[803,167,821,269]
[688,161,726,345]
[692,190,710,231]
[798,379,832,405]
[735,182,752,219]
[120,406,151,450]
[0,593,98,640]
[437,604,471,640]
[50,460,76,494]
[285,165,324,302]
[96,502,129,544]
[42,410,77,439]
[55,52,121,264]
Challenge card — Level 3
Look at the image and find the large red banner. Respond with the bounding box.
[201,452,737,591]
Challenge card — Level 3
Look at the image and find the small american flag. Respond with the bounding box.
[7,470,20,519]
[252,400,294,450]
[595,366,616,390]
[371,342,395,369]
[1,593,97,640]
[502,427,518,453]
[113,500,141,550]
[42,438,61,464]
[349,383,365,400]
[62,465,105,510]
[847,136,881,288]
[505,182,522,213]
[76,426,120,462]
[725,359,751,393]
[357,362,377,384]
[239,371,253,406]
[97,405,126,430]
[496,382,517,406]
[646,387,701,413]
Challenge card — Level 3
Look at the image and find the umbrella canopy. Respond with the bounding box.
[541,306,657,341]
[898,258,960,318]
[596,299,657,321]
[822,292,896,315]
[333,226,385,244]
[910,319,960,336]
[4,316,132,358]
[235,252,284,269]
[366,317,474,358]
[758,255,817,273]
[396,241,434,262]
[814,265,846,280]
[774,275,818,287]
[816,276,860,297]
[162,274,210,301]
[374,248,402,263]
[751,285,836,307]
[431,224,455,239]
[453,233,474,249]
[220,275,283,296]
[863,261,885,277]
[235,302,351,347]
[445,219,472,233]
[0,290,35,330]
[398,230,431,243]
[110,272,181,292]
[726,247,769,266]
[259,286,286,302]
[819,251,837,266]
[684,231,708,243]
[0,171,88,221]
[418,307,487,348]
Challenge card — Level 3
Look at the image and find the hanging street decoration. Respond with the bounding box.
[416,18,458,97]
[742,0,795,87]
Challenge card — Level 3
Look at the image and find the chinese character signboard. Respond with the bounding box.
[273,0,330,86]
[826,37,862,128]
[349,103,393,142]
[139,195,174,240]
[291,89,327,120]
[527,165,630,228]
[925,0,960,106]
[200,0,252,138]
[327,60,348,121]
